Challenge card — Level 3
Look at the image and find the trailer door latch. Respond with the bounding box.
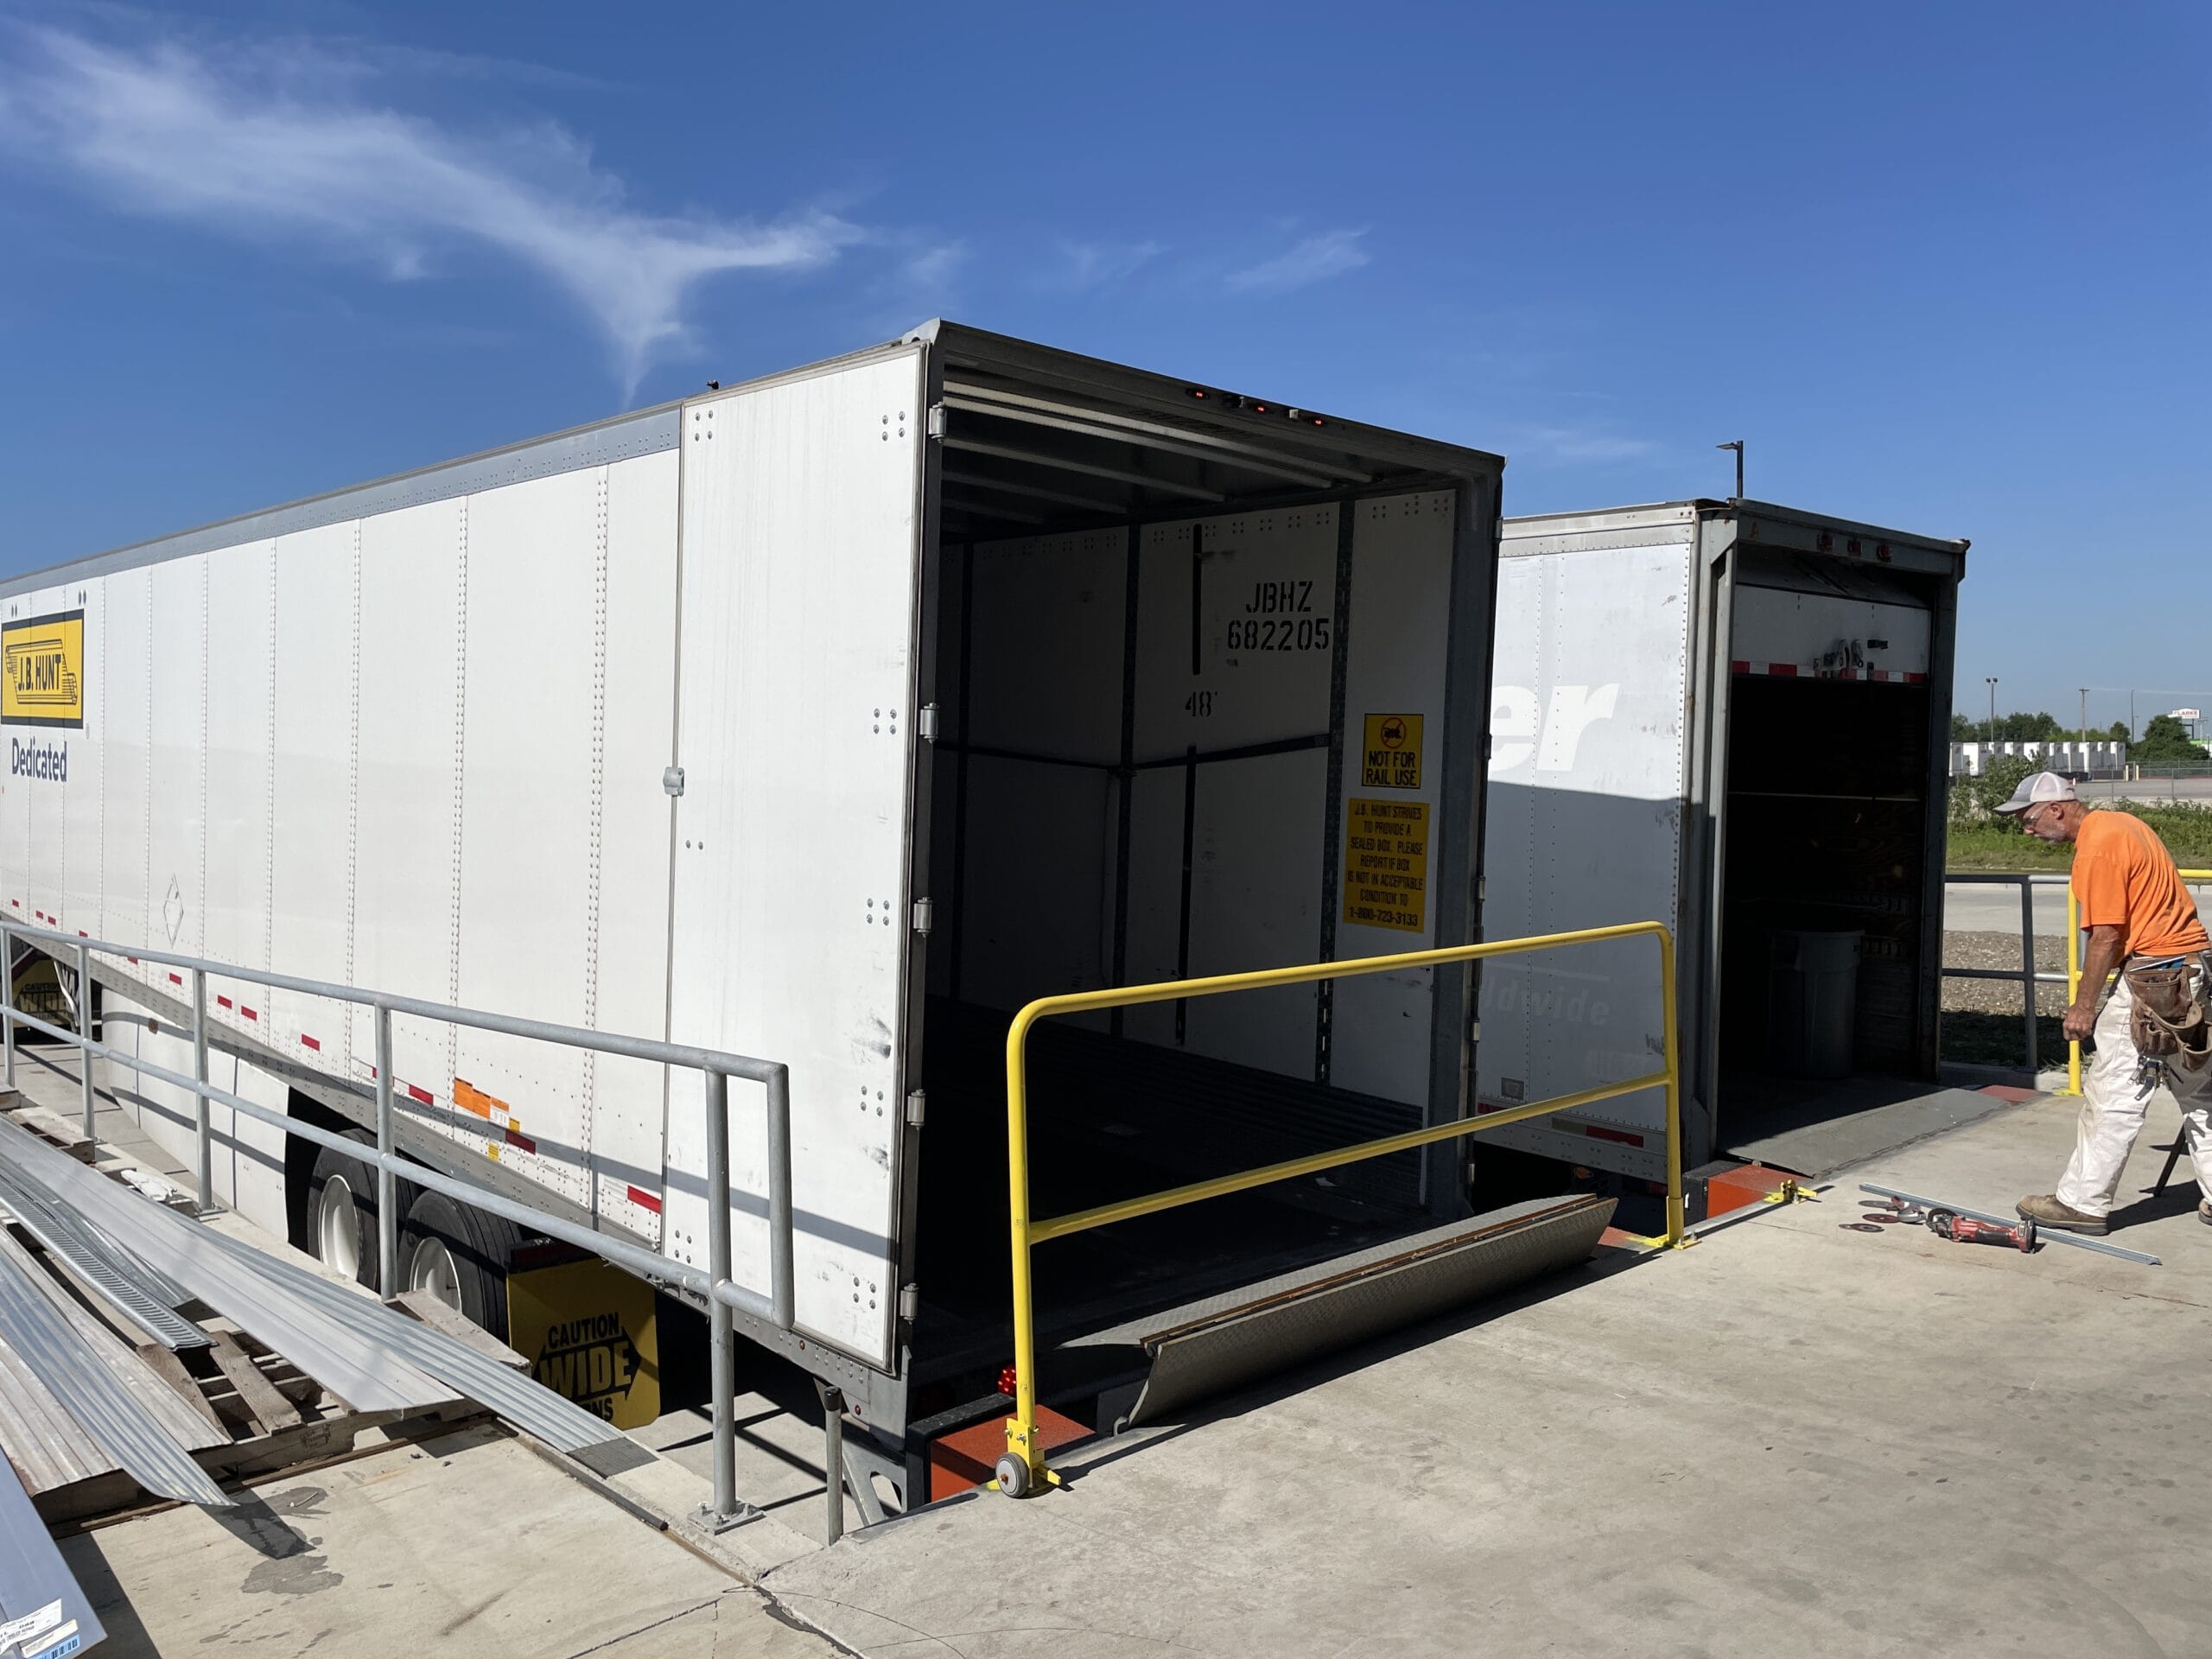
[662,766,685,798]
[912,898,934,936]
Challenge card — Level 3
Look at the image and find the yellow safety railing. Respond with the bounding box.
[996,919,1683,1497]
[2065,868,2212,1094]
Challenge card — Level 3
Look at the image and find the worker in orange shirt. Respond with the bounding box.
[1999,772,2212,1234]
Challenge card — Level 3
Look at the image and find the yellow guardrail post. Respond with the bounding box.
[996,920,1683,1498]
[1658,921,1686,1246]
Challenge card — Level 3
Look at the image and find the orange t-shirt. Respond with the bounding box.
[2072,810,2209,959]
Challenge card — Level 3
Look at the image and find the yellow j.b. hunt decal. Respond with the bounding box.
[1,612,84,729]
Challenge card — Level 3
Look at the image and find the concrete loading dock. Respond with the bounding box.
[763,1089,2212,1656]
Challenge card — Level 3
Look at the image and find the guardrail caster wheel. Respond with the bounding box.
[995,1453,1032,1498]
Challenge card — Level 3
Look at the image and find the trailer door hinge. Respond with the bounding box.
[898,1283,920,1323]
[917,703,939,742]
[662,766,685,798]
[905,1090,926,1128]
[925,404,946,440]
[912,898,933,936]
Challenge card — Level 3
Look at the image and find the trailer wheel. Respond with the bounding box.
[398,1189,523,1341]
[994,1454,1032,1498]
[308,1132,386,1293]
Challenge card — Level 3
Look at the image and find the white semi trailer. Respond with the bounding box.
[1476,499,1969,1192]
[0,322,1541,1500]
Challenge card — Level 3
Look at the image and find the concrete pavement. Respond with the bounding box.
[766,1090,2212,1656]
[1942,877,2212,936]
[64,1425,835,1658]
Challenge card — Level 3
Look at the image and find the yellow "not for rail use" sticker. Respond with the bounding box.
[0,611,84,729]
[1360,712,1421,790]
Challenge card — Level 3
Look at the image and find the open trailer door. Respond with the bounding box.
[663,342,929,1372]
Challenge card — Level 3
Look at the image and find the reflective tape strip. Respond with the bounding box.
[626,1185,663,1214]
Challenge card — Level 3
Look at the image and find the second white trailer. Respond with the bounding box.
[1475,499,1968,1187]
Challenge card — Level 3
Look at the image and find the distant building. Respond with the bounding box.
[1949,740,2127,779]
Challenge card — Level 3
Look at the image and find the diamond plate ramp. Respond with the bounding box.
[1073,1195,1614,1428]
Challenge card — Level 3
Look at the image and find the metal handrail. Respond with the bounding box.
[1941,872,2071,1083]
[997,919,1683,1496]
[2064,868,2212,1096]
[0,917,790,1532]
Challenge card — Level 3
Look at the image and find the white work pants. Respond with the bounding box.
[2056,969,2212,1217]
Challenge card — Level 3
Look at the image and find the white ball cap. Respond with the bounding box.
[1993,771,2079,814]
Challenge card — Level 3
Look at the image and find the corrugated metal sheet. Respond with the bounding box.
[0,1337,118,1497]
[0,1116,640,1459]
[0,1232,229,1509]
[183,1215,636,1459]
[0,1163,207,1351]
[0,1459,104,1656]
[0,1118,448,1416]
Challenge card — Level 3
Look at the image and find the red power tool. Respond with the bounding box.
[1926,1209,2035,1251]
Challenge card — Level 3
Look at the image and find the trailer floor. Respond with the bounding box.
[764,1089,2212,1656]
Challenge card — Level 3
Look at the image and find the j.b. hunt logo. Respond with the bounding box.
[9,740,66,783]
[0,609,85,730]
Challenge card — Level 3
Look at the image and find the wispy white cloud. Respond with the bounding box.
[1511,424,1659,465]
[1226,228,1370,295]
[1055,238,1166,290]
[0,26,860,398]
[900,241,967,297]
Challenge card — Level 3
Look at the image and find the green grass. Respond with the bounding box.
[1947,800,2212,874]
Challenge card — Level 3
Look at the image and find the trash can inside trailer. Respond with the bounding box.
[1766,929,1862,1079]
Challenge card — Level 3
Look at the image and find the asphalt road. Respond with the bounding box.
[1943,879,2212,936]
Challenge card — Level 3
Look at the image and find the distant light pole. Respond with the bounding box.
[1986,677,1999,742]
[1716,441,1745,500]
[2079,688,2088,745]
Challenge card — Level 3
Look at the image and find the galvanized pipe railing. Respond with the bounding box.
[1941,872,2071,1084]
[0,917,796,1535]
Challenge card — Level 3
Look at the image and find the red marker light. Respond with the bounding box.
[1252,404,1268,413]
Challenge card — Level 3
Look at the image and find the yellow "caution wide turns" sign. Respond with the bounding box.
[1,611,84,729]
[506,1258,661,1428]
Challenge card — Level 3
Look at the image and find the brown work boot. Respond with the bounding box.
[2200,1201,2211,1228]
[2017,1194,2108,1236]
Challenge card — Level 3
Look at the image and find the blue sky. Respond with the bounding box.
[0,2,2203,728]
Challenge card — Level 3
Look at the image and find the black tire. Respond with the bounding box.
[397,1189,524,1341]
[308,1132,389,1293]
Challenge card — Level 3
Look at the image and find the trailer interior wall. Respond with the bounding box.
[1474,503,1964,1183]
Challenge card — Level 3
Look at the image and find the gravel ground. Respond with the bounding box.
[1942,928,2069,1069]
[1942,930,2069,1015]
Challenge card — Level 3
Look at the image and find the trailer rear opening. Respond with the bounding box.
[902,334,1503,1396]
[1478,501,1967,1193]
